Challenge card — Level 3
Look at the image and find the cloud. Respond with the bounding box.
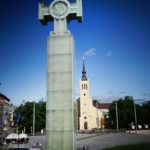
[105,51,112,58]
[84,48,96,57]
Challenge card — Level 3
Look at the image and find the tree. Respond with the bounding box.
[92,99,100,107]
[137,101,150,125]
[109,97,150,129]
[14,101,46,133]
[109,97,135,128]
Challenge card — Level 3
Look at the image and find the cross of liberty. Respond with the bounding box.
[39,0,83,33]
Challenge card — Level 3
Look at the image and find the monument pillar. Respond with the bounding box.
[38,0,83,150]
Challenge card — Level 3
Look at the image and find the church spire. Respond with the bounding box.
[82,58,87,81]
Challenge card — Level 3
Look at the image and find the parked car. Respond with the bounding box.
[143,124,148,129]
[138,124,142,129]
[128,124,135,130]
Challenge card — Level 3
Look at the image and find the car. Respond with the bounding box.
[131,125,135,130]
[138,124,142,129]
[143,124,148,129]
[128,124,135,130]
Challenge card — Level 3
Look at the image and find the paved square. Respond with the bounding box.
[7,133,150,150]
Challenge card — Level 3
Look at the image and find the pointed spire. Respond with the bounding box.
[82,57,87,81]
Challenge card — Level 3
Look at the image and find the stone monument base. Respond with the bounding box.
[46,31,74,150]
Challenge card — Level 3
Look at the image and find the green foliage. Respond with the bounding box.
[93,99,97,105]
[137,102,150,125]
[93,99,99,107]
[14,101,46,133]
[109,97,150,128]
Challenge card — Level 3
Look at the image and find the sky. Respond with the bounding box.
[0,0,150,105]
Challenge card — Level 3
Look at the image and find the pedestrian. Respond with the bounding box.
[86,145,89,150]
[83,146,85,150]
[37,142,39,148]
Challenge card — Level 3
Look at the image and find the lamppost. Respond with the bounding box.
[76,101,78,135]
[133,100,137,133]
[96,101,99,129]
[115,100,119,133]
[33,101,35,136]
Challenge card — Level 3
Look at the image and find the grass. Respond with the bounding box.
[102,143,150,150]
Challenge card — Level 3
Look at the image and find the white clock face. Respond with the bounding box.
[50,0,70,19]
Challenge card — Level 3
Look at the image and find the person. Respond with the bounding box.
[32,143,36,148]
[39,143,42,147]
[37,142,39,148]
[82,146,85,150]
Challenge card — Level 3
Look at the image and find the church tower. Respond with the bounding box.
[79,60,93,130]
[80,60,90,99]
[78,60,103,130]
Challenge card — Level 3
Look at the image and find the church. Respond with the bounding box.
[77,60,104,130]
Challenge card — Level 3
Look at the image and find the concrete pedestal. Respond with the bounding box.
[46,31,74,150]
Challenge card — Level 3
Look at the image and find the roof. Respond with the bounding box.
[0,93,10,102]
[98,103,111,109]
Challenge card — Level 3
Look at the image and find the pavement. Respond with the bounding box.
[7,132,150,150]
[76,133,150,150]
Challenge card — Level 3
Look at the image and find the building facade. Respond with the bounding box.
[77,61,104,130]
[0,93,10,128]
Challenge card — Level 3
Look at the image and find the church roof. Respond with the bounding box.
[82,59,87,81]
[98,103,111,109]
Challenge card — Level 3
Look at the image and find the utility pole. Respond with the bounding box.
[76,101,78,135]
[33,101,35,136]
[133,100,137,133]
[96,100,101,133]
[115,100,119,133]
[96,101,99,129]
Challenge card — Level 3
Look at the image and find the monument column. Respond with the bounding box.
[38,0,83,150]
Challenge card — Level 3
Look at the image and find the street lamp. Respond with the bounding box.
[76,101,78,134]
[33,101,35,136]
[96,101,99,129]
[115,100,119,133]
[133,100,137,133]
